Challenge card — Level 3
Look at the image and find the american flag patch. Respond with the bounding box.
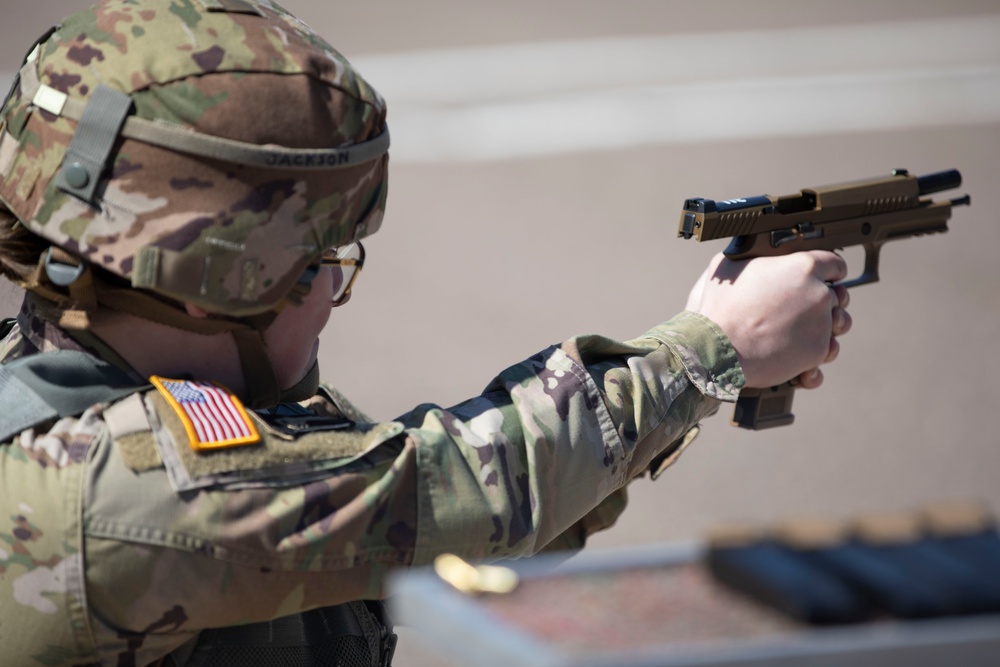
[150,376,260,452]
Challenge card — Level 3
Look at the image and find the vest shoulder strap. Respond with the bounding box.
[0,349,146,442]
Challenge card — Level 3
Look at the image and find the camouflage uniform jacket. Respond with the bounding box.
[0,300,744,666]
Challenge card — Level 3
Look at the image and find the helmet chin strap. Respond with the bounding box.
[277,359,321,404]
[22,249,318,409]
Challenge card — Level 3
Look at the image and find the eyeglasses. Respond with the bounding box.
[320,242,365,307]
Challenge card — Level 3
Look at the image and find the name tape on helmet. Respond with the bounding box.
[128,118,391,170]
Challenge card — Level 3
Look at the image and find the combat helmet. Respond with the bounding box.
[0,0,390,406]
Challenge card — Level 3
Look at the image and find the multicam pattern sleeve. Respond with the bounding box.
[402,311,742,562]
[0,311,743,665]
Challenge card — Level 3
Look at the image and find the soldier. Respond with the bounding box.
[0,1,850,665]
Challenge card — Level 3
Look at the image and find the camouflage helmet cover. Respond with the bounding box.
[0,0,389,316]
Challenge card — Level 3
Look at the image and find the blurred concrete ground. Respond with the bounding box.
[2,1,999,664]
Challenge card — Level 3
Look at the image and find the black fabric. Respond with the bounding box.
[183,636,371,667]
[179,603,395,667]
[0,317,15,339]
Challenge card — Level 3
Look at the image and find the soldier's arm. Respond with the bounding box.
[81,311,742,649]
[395,310,743,563]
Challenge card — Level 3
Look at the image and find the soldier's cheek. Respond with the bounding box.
[264,267,334,388]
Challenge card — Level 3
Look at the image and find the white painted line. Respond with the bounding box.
[352,16,1000,105]
[385,66,1000,162]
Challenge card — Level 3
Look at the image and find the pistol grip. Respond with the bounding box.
[732,383,796,429]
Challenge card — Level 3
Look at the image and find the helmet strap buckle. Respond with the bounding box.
[44,246,86,286]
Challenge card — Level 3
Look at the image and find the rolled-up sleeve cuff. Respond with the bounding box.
[639,311,745,402]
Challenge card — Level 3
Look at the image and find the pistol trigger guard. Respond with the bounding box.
[836,242,882,289]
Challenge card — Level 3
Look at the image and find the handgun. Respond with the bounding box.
[677,169,969,430]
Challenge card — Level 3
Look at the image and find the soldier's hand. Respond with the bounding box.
[685,251,852,389]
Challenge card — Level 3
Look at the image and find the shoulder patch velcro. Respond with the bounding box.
[105,392,162,472]
[150,376,260,452]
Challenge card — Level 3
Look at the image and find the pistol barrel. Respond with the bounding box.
[917,169,962,196]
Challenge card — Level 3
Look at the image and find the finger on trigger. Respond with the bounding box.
[811,250,849,283]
